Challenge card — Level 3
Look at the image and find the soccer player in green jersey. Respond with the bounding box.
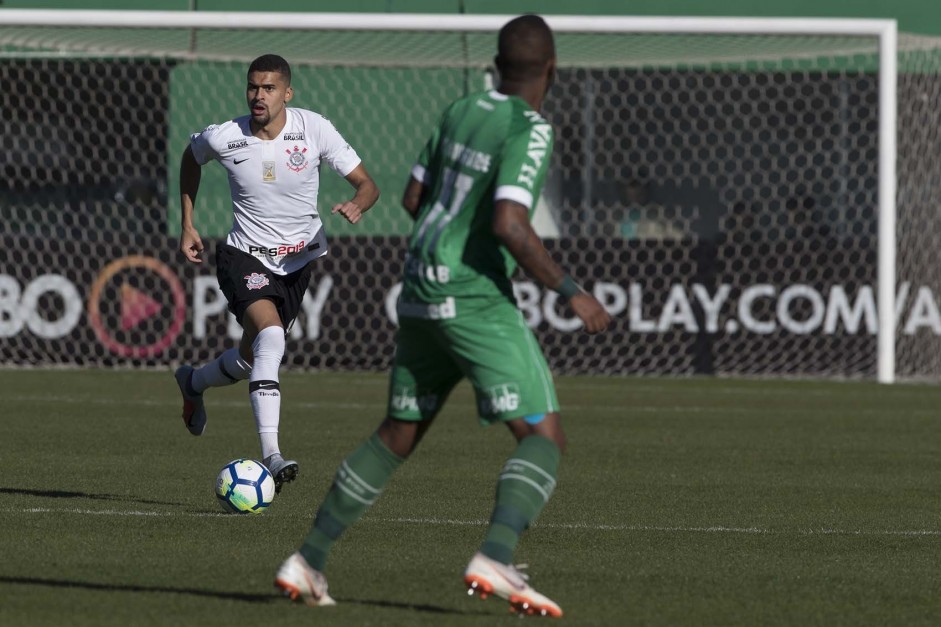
[274,15,610,617]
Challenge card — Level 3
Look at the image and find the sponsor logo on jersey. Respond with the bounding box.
[282,132,305,141]
[227,140,249,150]
[479,383,521,415]
[397,297,457,320]
[286,145,309,172]
[263,160,276,181]
[243,272,270,290]
[517,117,552,188]
[404,254,450,283]
[248,240,307,257]
[441,139,492,173]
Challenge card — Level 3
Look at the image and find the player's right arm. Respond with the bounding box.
[401,175,426,220]
[402,113,444,220]
[179,144,204,264]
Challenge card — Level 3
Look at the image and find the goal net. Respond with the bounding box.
[1,11,940,381]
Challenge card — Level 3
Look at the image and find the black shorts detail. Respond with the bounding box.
[216,244,314,327]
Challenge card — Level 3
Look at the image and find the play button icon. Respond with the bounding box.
[88,255,186,358]
[121,283,164,331]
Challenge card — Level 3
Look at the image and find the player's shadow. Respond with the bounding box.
[0,575,273,603]
[339,597,491,616]
[0,486,187,507]
[0,575,488,615]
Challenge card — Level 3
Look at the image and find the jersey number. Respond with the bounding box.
[414,167,474,252]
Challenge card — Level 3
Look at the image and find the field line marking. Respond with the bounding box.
[4,507,941,537]
[0,395,380,411]
[3,394,914,416]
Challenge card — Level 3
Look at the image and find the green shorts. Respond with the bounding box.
[388,299,559,425]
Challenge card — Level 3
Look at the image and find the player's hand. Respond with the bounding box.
[332,201,363,224]
[180,226,204,263]
[569,292,611,334]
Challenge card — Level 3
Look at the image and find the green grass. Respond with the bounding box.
[2,370,941,626]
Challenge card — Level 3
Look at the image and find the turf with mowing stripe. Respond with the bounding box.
[1,370,941,626]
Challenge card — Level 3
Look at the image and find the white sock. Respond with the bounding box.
[260,434,281,461]
[191,348,252,394]
[249,326,285,460]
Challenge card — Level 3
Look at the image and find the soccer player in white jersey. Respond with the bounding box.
[174,54,379,493]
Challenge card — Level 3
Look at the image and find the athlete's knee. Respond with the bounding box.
[377,416,425,458]
[238,334,255,364]
[242,300,284,338]
[239,324,283,363]
[507,412,567,453]
[252,326,286,360]
[538,416,567,454]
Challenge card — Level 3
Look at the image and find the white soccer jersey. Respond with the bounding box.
[189,107,361,274]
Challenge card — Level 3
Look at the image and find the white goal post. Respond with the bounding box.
[1,9,934,383]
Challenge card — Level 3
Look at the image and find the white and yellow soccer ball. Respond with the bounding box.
[215,458,275,514]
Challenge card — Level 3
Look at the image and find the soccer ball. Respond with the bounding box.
[215,458,275,514]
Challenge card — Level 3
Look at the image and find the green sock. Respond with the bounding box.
[481,435,561,565]
[299,432,404,570]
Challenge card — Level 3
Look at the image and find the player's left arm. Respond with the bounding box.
[401,176,426,220]
[493,202,610,334]
[493,119,610,333]
[332,163,379,225]
[402,114,443,220]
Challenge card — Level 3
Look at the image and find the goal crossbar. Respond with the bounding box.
[0,10,899,36]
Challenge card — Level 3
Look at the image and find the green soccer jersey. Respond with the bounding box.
[399,90,554,315]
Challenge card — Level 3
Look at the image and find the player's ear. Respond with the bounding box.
[284,85,294,103]
[545,58,556,91]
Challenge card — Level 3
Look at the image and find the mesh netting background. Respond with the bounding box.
[1,24,941,379]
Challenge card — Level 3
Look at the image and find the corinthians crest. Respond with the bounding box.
[243,272,270,290]
[285,145,309,172]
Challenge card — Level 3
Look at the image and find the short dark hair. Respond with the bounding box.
[496,15,555,82]
[248,54,292,85]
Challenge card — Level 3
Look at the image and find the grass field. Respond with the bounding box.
[2,370,941,626]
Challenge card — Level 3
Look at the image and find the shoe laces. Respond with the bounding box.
[504,562,530,583]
